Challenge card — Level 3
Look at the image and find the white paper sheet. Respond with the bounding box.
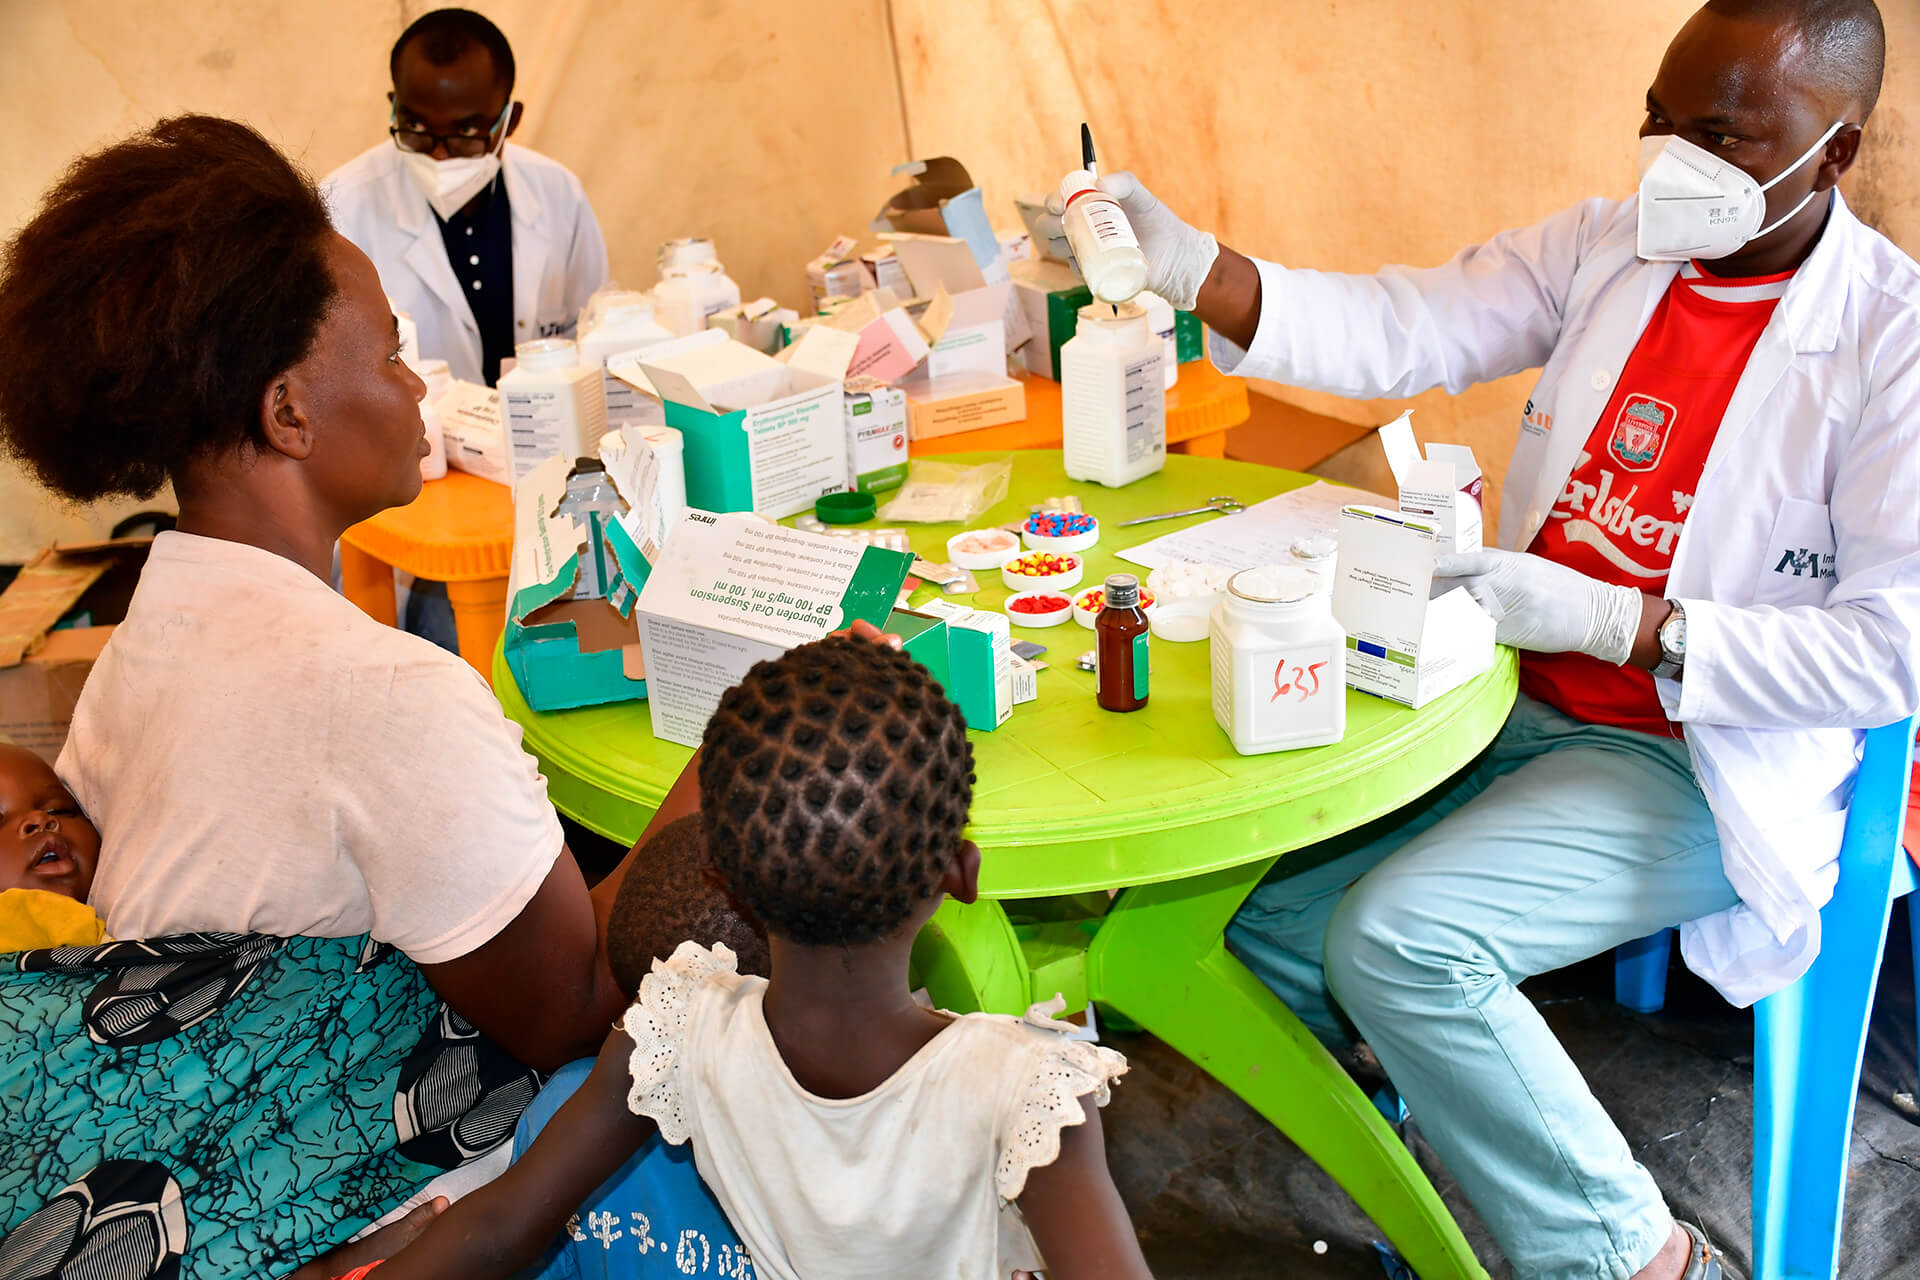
[1116,481,1390,573]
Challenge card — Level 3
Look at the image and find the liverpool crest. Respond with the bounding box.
[1607,393,1676,472]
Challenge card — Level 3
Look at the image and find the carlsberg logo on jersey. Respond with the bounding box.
[1551,452,1685,580]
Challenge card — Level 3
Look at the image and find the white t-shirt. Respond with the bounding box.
[623,942,1129,1280]
[60,531,562,963]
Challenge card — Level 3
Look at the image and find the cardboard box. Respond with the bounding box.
[634,512,914,747]
[1331,504,1496,708]
[885,234,1032,358]
[1010,258,1093,381]
[502,428,674,711]
[824,289,930,385]
[862,246,909,297]
[1378,410,1484,553]
[629,326,857,519]
[1008,651,1039,705]
[707,297,794,355]
[439,381,511,484]
[917,282,1015,382]
[900,371,1027,441]
[916,598,1012,730]
[1016,192,1067,263]
[998,228,1033,263]
[843,380,909,494]
[0,536,151,764]
[1174,310,1204,364]
[806,235,867,311]
[873,157,1008,285]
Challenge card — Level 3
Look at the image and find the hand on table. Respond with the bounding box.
[1434,549,1642,665]
[1040,171,1220,310]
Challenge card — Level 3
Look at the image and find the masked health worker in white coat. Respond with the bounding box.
[1050,2,1917,1277]
[323,7,608,387]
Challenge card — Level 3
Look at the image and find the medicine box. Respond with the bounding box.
[916,598,1013,731]
[628,326,857,519]
[1376,410,1484,553]
[886,234,1032,357]
[825,290,930,385]
[438,380,511,485]
[1010,258,1093,381]
[843,380,909,494]
[900,371,1027,442]
[874,157,1008,285]
[634,512,915,748]
[503,428,676,711]
[807,235,867,311]
[1331,504,1496,709]
[886,607,951,692]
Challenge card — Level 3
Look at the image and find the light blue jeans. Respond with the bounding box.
[1226,695,1739,1280]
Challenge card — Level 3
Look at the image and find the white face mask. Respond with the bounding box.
[397,103,511,221]
[1635,121,1844,262]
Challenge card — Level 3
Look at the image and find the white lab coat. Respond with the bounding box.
[1214,192,1920,1005]
[323,142,610,385]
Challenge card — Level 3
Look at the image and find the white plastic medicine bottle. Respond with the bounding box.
[1209,565,1347,755]
[578,294,673,428]
[1061,302,1166,488]
[497,339,609,483]
[1056,169,1149,304]
[654,261,742,338]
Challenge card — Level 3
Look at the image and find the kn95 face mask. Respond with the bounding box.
[1636,120,1845,262]
[399,102,511,221]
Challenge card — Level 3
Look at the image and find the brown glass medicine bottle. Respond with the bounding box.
[1095,573,1150,712]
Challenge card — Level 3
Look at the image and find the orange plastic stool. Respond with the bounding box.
[339,471,514,680]
[908,361,1251,459]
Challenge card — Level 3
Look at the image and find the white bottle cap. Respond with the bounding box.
[513,338,580,370]
[1229,565,1319,604]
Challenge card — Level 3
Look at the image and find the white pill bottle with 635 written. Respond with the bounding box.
[1210,566,1347,754]
[1057,169,1149,304]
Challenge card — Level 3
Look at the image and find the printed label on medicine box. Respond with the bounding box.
[844,386,909,494]
[1376,410,1484,553]
[635,512,913,747]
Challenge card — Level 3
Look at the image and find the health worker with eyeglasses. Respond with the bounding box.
[324,7,608,387]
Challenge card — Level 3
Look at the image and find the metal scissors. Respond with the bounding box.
[1115,496,1247,527]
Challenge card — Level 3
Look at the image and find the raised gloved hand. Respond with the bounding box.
[1039,171,1219,310]
[1433,549,1642,665]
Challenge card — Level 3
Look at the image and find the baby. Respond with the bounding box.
[0,742,105,950]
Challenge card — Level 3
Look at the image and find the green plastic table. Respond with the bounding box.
[494,452,1517,1280]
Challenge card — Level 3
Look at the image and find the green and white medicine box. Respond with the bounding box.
[622,326,857,520]
[885,608,951,692]
[916,598,1013,731]
[503,427,674,711]
[1010,257,1092,381]
[634,511,915,747]
[1331,504,1496,709]
[843,380,909,494]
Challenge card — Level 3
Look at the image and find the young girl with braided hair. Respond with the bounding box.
[373,630,1151,1279]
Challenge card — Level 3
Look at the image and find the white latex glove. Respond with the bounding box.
[1433,549,1643,665]
[1040,171,1220,310]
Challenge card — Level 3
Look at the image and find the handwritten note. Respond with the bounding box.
[1117,481,1389,573]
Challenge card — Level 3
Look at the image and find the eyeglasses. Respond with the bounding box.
[389,103,513,159]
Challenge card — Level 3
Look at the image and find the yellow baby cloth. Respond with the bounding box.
[0,887,108,951]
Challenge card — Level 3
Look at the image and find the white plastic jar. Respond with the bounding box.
[1056,169,1148,303]
[658,236,718,273]
[1061,302,1166,488]
[1289,533,1338,599]
[413,357,452,481]
[578,293,673,428]
[497,338,609,482]
[1136,290,1180,390]
[1209,565,1347,755]
[654,260,742,337]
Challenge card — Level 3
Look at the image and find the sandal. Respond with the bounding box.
[1678,1221,1739,1280]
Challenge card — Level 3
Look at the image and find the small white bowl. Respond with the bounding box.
[1150,598,1215,643]
[1021,514,1100,554]
[1001,551,1084,594]
[947,528,1023,571]
[1002,590,1074,628]
[1072,586,1157,629]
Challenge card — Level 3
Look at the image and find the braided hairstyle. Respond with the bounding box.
[699,635,974,947]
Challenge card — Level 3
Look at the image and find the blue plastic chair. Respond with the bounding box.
[1613,719,1917,1280]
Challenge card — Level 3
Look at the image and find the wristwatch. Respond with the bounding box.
[1652,600,1687,680]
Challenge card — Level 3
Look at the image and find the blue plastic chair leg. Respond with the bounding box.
[1752,720,1915,1280]
[1614,928,1676,1014]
